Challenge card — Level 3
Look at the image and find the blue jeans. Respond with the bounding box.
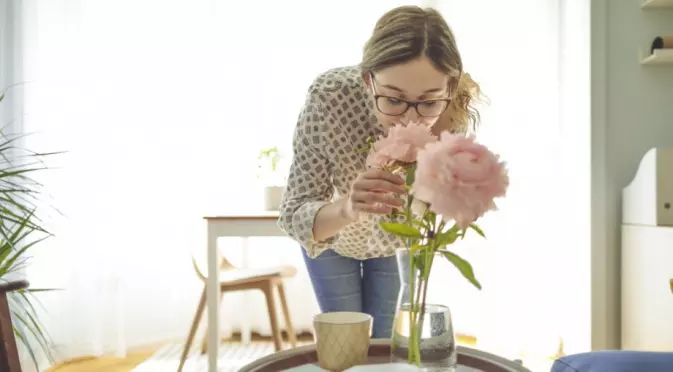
[302,248,400,339]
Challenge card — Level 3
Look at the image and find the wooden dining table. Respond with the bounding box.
[203,211,283,372]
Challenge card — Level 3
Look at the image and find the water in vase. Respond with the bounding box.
[391,303,457,371]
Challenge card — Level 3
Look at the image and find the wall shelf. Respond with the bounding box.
[641,49,673,65]
[642,0,673,9]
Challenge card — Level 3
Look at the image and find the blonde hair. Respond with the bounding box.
[361,5,484,133]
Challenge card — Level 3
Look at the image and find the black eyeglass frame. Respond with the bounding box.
[369,73,452,118]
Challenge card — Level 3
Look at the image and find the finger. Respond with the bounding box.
[362,169,405,185]
[352,191,405,208]
[353,179,406,194]
[353,202,392,215]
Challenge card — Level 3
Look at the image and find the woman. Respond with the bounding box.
[278,5,482,338]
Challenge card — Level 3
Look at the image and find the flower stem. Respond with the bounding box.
[407,253,416,364]
[411,277,425,365]
[418,253,433,332]
[410,255,423,365]
[409,245,437,366]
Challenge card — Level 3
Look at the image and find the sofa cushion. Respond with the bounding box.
[551,350,673,372]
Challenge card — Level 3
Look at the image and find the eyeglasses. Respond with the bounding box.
[374,96,451,118]
[370,74,451,118]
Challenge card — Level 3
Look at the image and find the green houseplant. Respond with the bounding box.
[257,146,286,211]
[0,89,56,369]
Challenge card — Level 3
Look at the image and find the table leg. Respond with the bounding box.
[241,237,252,345]
[207,225,220,372]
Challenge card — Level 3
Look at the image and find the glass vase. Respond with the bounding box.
[390,248,457,371]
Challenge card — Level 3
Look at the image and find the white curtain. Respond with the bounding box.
[426,0,566,360]
[1,0,33,366]
[425,0,590,362]
[18,0,423,367]
[13,0,590,369]
[1,0,24,135]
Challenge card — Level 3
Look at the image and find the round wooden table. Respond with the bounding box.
[239,339,532,372]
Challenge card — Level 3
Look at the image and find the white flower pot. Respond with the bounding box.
[264,186,285,211]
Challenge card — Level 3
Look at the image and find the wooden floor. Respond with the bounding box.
[45,333,314,372]
[45,348,156,372]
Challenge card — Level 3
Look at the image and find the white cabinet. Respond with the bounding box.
[621,147,673,350]
[621,225,673,350]
[622,148,673,227]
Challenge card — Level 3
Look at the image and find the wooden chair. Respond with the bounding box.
[0,279,29,372]
[177,256,297,372]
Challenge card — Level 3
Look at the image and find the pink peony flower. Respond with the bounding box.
[366,122,438,169]
[412,132,509,229]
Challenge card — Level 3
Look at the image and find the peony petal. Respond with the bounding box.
[412,130,509,224]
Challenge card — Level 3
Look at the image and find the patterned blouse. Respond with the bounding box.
[277,65,406,260]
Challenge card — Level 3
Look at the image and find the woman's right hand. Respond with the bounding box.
[341,169,407,220]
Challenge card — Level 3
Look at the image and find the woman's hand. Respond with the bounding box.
[341,169,406,220]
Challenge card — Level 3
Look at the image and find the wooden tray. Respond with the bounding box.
[239,339,532,372]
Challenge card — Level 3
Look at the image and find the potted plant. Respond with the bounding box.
[257,146,286,211]
[0,88,56,370]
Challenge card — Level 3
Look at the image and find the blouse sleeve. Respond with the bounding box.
[277,90,338,257]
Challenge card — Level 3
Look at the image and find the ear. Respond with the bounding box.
[362,71,372,88]
[432,105,456,135]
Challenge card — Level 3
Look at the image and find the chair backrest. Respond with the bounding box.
[0,279,29,372]
[191,254,237,281]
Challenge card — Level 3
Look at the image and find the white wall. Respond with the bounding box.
[591,0,673,350]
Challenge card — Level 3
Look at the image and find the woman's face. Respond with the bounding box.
[365,56,452,132]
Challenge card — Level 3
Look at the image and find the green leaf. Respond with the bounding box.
[411,219,430,230]
[258,147,281,172]
[0,90,61,368]
[435,230,459,247]
[11,306,51,365]
[9,290,55,367]
[356,146,370,154]
[2,236,47,274]
[409,243,431,253]
[440,250,482,290]
[380,222,423,239]
[13,307,48,352]
[411,252,425,273]
[469,223,486,238]
[13,322,38,368]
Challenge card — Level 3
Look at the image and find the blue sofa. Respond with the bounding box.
[551,350,673,372]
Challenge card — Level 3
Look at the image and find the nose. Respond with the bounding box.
[400,106,420,125]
